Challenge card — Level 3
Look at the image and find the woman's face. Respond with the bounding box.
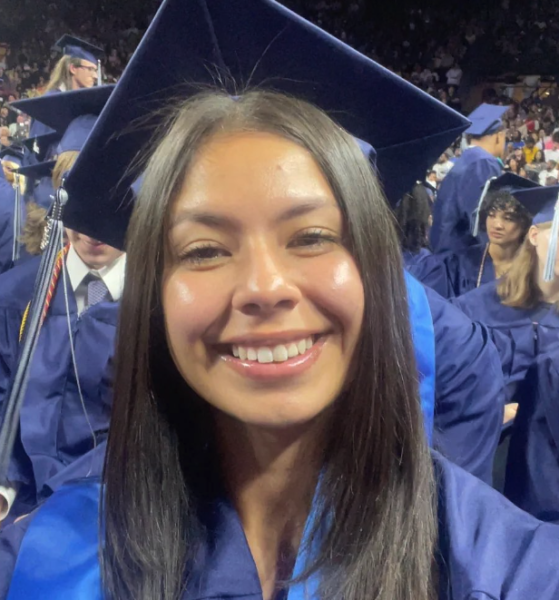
[486,209,525,248]
[162,132,365,429]
[529,224,559,279]
[509,158,518,171]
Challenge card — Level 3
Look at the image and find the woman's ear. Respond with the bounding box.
[528,225,539,247]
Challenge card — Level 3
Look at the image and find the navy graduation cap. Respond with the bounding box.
[10,86,114,135]
[486,172,539,194]
[465,104,509,137]
[14,112,103,184]
[472,171,537,236]
[0,147,24,167]
[54,35,104,65]
[62,0,469,249]
[16,160,56,180]
[22,131,61,161]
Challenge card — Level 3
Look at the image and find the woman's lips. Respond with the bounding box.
[219,336,327,381]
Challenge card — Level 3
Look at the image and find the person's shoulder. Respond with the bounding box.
[455,281,540,327]
[459,243,486,263]
[423,283,487,335]
[434,451,559,600]
[452,280,499,311]
[0,256,41,310]
[0,480,102,600]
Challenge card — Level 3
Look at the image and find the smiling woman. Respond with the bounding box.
[163,129,365,426]
[106,90,432,600]
[5,1,559,599]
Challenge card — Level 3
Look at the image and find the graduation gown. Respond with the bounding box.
[452,281,559,401]
[504,349,559,522]
[425,285,503,484]
[409,244,495,299]
[0,256,118,520]
[0,178,17,275]
[402,247,432,269]
[431,147,502,253]
[2,452,559,600]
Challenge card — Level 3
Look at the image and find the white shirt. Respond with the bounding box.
[66,245,126,314]
[446,67,463,86]
[539,169,559,185]
[433,160,454,181]
[0,245,126,521]
[544,149,559,164]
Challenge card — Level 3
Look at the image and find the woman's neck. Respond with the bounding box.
[488,242,518,276]
[215,414,324,600]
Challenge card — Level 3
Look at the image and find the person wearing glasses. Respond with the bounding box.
[43,36,103,93]
[19,36,104,167]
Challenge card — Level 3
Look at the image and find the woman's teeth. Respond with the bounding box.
[232,337,314,363]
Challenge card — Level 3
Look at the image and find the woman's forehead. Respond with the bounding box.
[173,132,338,214]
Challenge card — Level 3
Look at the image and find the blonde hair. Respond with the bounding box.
[44,55,82,93]
[20,202,48,255]
[52,150,79,188]
[498,222,555,308]
[19,151,80,256]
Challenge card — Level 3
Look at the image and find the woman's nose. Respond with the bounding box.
[231,247,302,317]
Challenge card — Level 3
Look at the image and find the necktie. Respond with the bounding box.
[86,276,111,308]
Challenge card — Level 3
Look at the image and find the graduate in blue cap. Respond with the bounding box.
[431,103,508,254]
[454,187,559,402]
[0,86,123,528]
[2,2,559,599]
[410,173,546,298]
[19,35,104,149]
[47,35,103,93]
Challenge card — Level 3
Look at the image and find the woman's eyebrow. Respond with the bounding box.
[171,198,334,230]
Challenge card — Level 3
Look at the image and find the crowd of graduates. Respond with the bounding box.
[0,0,559,599]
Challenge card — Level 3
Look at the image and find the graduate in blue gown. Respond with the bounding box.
[453,188,559,400]
[2,3,557,598]
[366,158,503,484]
[411,173,545,298]
[430,103,507,254]
[423,285,503,484]
[0,86,120,526]
[504,347,559,522]
[23,35,104,143]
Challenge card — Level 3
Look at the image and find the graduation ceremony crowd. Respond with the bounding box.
[1,0,559,598]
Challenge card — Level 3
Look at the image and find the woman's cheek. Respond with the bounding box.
[304,255,364,327]
[162,273,231,345]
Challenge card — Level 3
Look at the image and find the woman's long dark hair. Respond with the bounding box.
[102,90,436,600]
[395,183,433,254]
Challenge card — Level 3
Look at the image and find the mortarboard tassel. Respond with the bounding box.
[472,176,497,238]
[11,174,23,263]
[0,185,68,480]
[543,195,559,283]
[97,59,102,86]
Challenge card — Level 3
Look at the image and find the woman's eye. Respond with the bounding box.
[288,230,338,249]
[179,244,229,264]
